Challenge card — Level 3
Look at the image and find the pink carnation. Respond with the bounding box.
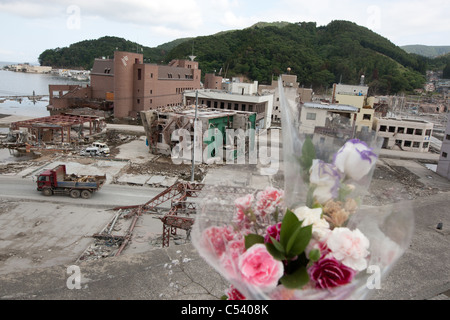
[264,222,282,244]
[326,228,370,271]
[203,226,236,257]
[255,187,284,217]
[234,194,254,212]
[226,285,246,300]
[238,244,284,292]
[220,239,246,279]
[309,257,356,289]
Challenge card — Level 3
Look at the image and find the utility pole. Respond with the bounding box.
[191,90,199,182]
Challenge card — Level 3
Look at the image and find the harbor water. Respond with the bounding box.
[0,65,89,162]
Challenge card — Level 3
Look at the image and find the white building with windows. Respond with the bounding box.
[372,117,433,152]
[299,102,358,135]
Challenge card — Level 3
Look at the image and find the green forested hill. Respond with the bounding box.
[166,20,426,94]
[38,36,180,69]
[401,45,450,58]
[39,20,432,95]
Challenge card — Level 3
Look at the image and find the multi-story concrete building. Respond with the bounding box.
[299,102,358,137]
[372,117,433,152]
[183,89,273,129]
[259,74,313,124]
[332,81,375,133]
[140,106,256,163]
[437,117,450,179]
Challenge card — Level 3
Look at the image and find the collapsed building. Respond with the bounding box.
[141,106,257,163]
[10,114,106,145]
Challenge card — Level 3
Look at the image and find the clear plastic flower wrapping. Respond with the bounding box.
[191,79,414,300]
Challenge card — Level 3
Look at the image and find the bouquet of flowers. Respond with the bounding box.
[191,80,414,300]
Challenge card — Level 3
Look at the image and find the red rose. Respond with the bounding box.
[309,257,356,289]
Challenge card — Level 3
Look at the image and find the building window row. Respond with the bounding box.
[379,125,431,136]
[395,140,429,149]
[176,87,194,94]
[167,73,193,79]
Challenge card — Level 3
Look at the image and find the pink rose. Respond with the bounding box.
[264,222,282,244]
[255,187,284,217]
[238,244,284,292]
[309,257,356,289]
[202,226,237,257]
[326,228,370,271]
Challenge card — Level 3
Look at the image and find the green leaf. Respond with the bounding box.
[280,266,309,289]
[286,224,312,257]
[244,234,264,250]
[299,137,316,171]
[279,210,301,248]
[308,249,321,262]
[265,242,286,261]
[306,185,316,208]
[270,237,285,254]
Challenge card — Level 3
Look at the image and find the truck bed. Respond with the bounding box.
[57,175,106,190]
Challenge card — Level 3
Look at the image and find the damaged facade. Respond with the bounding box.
[373,117,433,152]
[141,106,256,163]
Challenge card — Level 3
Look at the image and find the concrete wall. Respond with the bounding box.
[437,118,450,179]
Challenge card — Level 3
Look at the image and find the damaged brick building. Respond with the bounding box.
[47,51,202,119]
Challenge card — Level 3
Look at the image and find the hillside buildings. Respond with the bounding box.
[5,63,52,74]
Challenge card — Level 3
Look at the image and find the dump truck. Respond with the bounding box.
[36,164,106,199]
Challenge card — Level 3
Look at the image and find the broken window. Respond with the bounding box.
[379,125,387,132]
[415,129,423,136]
[363,114,371,120]
[423,142,429,148]
[397,127,405,133]
[413,142,420,148]
[404,141,412,147]
[406,128,414,134]
[389,126,396,133]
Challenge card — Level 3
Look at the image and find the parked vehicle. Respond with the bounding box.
[36,164,106,199]
[80,142,110,156]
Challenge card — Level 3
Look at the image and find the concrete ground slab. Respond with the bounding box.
[117,174,152,185]
[147,175,166,185]
[0,201,114,276]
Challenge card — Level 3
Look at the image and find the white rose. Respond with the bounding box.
[333,139,377,181]
[293,206,330,239]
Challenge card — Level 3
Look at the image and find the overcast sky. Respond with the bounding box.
[0,0,449,63]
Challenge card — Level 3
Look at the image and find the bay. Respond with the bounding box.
[0,68,89,118]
